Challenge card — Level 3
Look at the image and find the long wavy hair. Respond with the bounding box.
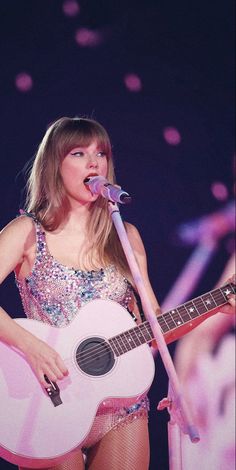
[25,116,131,274]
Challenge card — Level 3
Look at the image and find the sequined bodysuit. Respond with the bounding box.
[16,216,149,448]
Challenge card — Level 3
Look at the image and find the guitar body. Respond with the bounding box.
[0,299,155,468]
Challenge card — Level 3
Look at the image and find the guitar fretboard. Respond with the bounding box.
[108,282,235,357]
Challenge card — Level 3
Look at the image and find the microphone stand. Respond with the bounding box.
[108,202,200,457]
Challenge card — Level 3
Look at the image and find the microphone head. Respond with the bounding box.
[84,176,106,194]
[120,194,132,204]
[84,175,132,204]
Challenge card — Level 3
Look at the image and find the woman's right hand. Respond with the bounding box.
[0,304,69,388]
[24,336,69,388]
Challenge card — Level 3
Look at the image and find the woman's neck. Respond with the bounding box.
[57,203,92,233]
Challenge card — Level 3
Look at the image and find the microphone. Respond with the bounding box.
[84,176,132,204]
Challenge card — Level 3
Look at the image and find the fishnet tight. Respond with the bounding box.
[19,415,149,470]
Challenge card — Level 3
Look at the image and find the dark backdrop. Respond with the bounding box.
[0,1,235,469]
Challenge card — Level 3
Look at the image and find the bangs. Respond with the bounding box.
[54,118,112,160]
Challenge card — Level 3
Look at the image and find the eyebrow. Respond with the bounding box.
[70,146,105,152]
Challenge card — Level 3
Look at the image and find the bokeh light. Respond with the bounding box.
[211,182,229,201]
[15,73,33,92]
[163,126,181,146]
[124,74,142,92]
[75,28,104,47]
[62,0,80,17]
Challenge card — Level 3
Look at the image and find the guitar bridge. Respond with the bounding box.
[44,375,63,407]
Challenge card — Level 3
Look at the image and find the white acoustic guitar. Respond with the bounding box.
[0,282,235,468]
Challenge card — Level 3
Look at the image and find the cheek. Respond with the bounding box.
[103,159,109,176]
[60,159,81,183]
[60,168,72,187]
[106,161,114,180]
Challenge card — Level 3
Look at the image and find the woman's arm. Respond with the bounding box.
[125,222,161,316]
[0,216,68,387]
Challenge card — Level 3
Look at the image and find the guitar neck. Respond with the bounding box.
[108,282,235,357]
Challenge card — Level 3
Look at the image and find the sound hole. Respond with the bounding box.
[76,337,115,376]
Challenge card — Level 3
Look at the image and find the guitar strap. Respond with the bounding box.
[128,283,146,323]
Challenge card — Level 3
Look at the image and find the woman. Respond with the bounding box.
[0,117,234,470]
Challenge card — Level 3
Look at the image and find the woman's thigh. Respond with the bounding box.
[86,416,150,470]
[18,449,85,470]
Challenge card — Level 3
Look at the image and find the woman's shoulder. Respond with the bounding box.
[125,221,140,236]
[0,214,36,239]
[0,215,37,277]
[125,222,143,242]
[124,222,146,255]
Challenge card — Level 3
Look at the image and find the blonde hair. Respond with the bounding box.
[25,116,130,274]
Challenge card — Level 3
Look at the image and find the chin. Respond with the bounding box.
[80,194,99,205]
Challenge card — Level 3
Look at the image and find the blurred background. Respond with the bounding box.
[0,1,235,468]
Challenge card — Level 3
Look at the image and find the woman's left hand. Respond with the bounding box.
[220,274,235,314]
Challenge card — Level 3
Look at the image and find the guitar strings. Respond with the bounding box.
[74,324,152,368]
[60,284,233,371]
[66,293,232,371]
[72,284,228,368]
[55,326,151,373]
[68,286,232,369]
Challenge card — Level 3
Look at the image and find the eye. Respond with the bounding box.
[70,151,84,157]
[97,151,107,158]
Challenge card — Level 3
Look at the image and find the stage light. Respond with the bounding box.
[15,73,33,92]
[75,28,103,47]
[124,74,142,92]
[63,0,80,17]
[163,126,181,146]
[211,182,228,201]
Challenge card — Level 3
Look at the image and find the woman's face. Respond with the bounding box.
[60,140,109,206]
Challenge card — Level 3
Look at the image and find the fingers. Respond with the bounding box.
[223,273,236,314]
[38,361,68,388]
[38,366,57,388]
[219,297,236,315]
[56,355,69,377]
[227,294,236,308]
[45,353,69,380]
[27,344,69,387]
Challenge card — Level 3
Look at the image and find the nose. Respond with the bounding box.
[88,154,98,168]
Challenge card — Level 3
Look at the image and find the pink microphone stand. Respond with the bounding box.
[108,201,200,468]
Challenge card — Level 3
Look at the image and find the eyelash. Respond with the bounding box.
[70,151,107,158]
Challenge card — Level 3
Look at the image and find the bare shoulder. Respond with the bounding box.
[125,221,142,239]
[0,215,35,239]
[0,216,36,282]
[124,222,160,310]
[0,215,36,255]
[125,222,146,255]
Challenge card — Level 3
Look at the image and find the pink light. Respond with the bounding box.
[62,0,80,17]
[211,182,229,201]
[124,74,142,92]
[75,28,103,47]
[15,73,33,92]
[163,127,181,146]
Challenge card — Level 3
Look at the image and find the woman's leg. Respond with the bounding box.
[86,416,150,470]
[19,449,85,470]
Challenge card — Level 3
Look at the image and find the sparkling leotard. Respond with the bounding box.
[16,215,149,448]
